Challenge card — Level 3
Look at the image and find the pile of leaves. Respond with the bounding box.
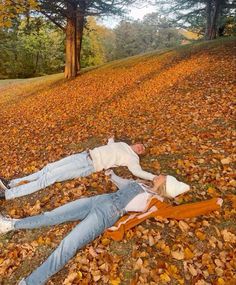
[0,38,235,285]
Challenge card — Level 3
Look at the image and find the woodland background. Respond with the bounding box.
[0,0,235,79]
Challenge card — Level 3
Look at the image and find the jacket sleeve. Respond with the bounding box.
[109,171,133,189]
[104,198,222,241]
[127,161,155,181]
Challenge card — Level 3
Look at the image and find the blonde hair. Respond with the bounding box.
[152,180,171,199]
[137,176,171,199]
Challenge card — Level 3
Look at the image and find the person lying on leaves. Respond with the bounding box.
[0,137,156,200]
[0,172,222,285]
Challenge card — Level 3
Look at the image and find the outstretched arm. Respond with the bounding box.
[128,162,156,181]
[105,198,223,241]
[106,170,132,189]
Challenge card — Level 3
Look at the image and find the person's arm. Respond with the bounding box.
[127,161,156,181]
[105,170,132,189]
[107,136,115,145]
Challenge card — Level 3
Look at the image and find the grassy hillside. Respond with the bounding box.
[0,38,235,285]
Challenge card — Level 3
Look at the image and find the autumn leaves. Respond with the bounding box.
[0,40,235,284]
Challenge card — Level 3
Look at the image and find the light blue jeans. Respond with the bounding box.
[16,174,144,285]
[5,152,94,200]
[15,194,122,285]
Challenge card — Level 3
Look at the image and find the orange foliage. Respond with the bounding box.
[0,40,235,284]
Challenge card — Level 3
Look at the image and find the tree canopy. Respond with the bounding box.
[114,14,184,59]
[0,0,144,78]
[154,0,236,39]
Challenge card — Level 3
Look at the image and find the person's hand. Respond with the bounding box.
[153,175,160,183]
[217,198,223,207]
[153,175,166,188]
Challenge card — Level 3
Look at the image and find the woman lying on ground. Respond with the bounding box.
[0,172,221,285]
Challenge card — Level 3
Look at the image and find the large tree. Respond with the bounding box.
[154,0,236,39]
[0,0,143,78]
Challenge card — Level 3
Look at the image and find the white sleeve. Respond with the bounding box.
[127,161,155,181]
[107,137,115,145]
[110,172,132,189]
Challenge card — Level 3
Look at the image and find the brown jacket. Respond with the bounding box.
[104,197,221,241]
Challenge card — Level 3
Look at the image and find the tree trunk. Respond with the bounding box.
[209,0,221,39]
[34,51,39,75]
[218,24,225,37]
[206,0,222,40]
[76,12,85,72]
[217,0,225,37]
[64,3,77,79]
[205,0,212,39]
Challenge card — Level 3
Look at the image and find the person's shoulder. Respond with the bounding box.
[128,153,140,163]
[119,141,129,146]
[113,141,129,148]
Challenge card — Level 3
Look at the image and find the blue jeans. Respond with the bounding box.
[13,174,144,285]
[5,152,95,200]
[15,194,123,285]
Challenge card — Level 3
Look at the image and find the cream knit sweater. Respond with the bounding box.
[89,138,155,181]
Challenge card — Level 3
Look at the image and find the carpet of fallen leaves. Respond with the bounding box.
[0,39,235,285]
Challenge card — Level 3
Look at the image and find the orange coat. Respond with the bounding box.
[104,197,221,241]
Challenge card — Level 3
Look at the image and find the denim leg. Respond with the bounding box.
[5,154,94,200]
[14,197,93,230]
[20,194,121,285]
[9,169,44,188]
[23,200,120,285]
[9,153,85,187]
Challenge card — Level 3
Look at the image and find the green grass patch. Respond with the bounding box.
[0,73,64,105]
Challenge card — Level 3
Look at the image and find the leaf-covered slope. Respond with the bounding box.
[0,39,235,285]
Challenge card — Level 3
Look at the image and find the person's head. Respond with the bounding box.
[131,143,145,155]
[152,175,190,198]
[152,175,170,198]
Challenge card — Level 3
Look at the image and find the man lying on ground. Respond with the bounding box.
[0,172,222,285]
[0,137,156,200]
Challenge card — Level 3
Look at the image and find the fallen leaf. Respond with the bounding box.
[171,249,184,260]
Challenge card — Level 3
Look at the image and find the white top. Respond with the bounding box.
[125,183,164,212]
[125,184,151,212]
[108,171,164,213]
[89,138,155,181]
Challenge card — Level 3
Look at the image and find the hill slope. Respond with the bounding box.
[0,39,235,285]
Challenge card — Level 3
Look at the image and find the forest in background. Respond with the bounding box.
[0,14,186,79]
[0,0,235,79]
